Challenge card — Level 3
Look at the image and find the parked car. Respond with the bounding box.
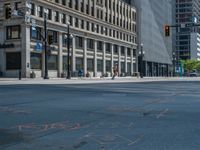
[189,73,199,77]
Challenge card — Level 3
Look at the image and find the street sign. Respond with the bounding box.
[180,24,185,28]
[185,23,194,27]
[35,42,42,52]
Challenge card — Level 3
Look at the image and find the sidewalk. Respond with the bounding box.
[0,76,200,85]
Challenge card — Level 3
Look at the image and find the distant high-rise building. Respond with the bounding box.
[174,0,200,60]
[133,0,173,77]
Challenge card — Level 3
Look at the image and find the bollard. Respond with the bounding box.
[19,69,21,80]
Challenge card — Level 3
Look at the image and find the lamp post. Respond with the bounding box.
[172,51,176,77]
[139,43,145,78]
[43,8,49,79]
[66,22,73,79]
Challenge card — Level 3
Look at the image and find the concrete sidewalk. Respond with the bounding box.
[0,77,200,85]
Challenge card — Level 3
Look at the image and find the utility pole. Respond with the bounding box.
[67,23,71,79]
[43,9,49,79]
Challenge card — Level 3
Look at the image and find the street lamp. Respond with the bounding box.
[172,51,176,77]
[66,21,73,79]
[139,43,145,78]
[43,8,49,79]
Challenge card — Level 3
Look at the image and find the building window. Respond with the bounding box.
[75,0,79,10]
[76,57,83,71]
[121,46,125,55]
[127,48,131,56]
[76,36,83,48]
[106,43,111,53]
[30,26,42,40]
[38,6,43,18]
[55,11,59,22]
[48,55,58,70]
[109,29,112,37]
[63,56,71,71]
[69,0,72,8]
[106,60,111,72]
[30,3,35,15]
[6,25,21,39]
[69,16,73,26]
[97,59,103,72]
[96,24,99,33]
[61,14,66,24]
[97,41,103,51]
[114,45,118,54]
[87,21,90,30]
[6,52,21,70]
[30,52,42,69]
[87,58,94,71]
[87,39,94,50]
[121,62,125,73]
[48,9,52,20]
[86,4,89,14]
[62,0,66,5]
[75,18,79,27]
[48,30,58,44]
[81,1,84,12]
[81,20,84,29]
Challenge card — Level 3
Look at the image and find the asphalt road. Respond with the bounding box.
[0,81,200,150]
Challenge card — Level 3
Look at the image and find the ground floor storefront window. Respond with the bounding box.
[6,52,21,70]
[97,59,103,72]
[48,55,58,70]
[63,56,72,71]
[30,52,41,69]
[121,62,125,73]
[127,63,131,75]
[76,57,83,71]
[87,58,94,71]
[106,60,111,72]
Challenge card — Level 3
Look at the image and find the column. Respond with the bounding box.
[58,32,63,77]
[94,40,97,77]
[94,0,97,18]
[118,46,121,76]
[130,49,134,75]
[0,19,5,75]
[125,47,128,74]
[84,0,87,14]
[21,25,31,78]
[83,37,87,76]
[72,36,76,73]
[110,0,113,24]
[111,44,114,76]
[89,0,91,16]
[103,42,106,74]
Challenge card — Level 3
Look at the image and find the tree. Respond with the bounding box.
[195,61,200,72]
[181,60,198,75]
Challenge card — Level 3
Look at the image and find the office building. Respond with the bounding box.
[133,0,173,76]
[0,0,137,78]
[174,0,200,60]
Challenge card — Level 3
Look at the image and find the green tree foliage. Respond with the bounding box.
[181,60,200,73]
[195,61,200,72]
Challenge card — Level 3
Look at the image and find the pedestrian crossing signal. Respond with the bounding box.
[165,25,170,37]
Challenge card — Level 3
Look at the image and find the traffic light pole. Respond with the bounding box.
[67,24,71,79]
[44,12,49,79]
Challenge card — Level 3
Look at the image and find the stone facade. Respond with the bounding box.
[0,0,137,78]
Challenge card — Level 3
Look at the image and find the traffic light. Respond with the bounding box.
[5,6,12,19]
[48,35,53,45]
[165,25,170,37]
